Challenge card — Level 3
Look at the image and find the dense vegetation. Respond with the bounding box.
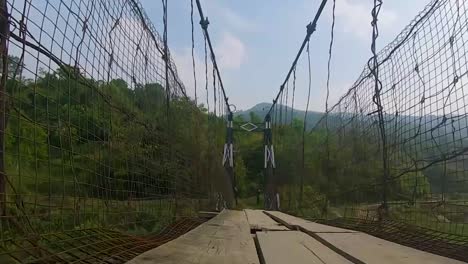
[2,55,467,239]
[234,106,468,232]
[1,56,228,238]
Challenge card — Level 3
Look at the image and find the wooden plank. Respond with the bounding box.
[264,211,356,233]
[244,209,289,231]
[126,210,259,264]
[265,211,464,264]
[256,231,352,264]
[315,232,465,264]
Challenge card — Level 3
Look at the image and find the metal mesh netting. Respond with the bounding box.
[265,0,468,261]
[315,0,468,226]
[0,0,229,262]
[307,0,468,260]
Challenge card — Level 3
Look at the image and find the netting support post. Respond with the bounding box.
[369,0,389,219]
[222,112,236,207]
[0,0,8,216]
[263,114,276,210]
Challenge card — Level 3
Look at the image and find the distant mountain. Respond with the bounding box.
[235,102,324,129]
[235,103,468,140]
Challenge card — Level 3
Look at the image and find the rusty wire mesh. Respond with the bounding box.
[266,0,468,261]
[0,0,228,263]
[308,0,468,260]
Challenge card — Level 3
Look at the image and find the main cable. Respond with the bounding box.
[195,0,232,115]
[191,0,197,104]
[265,0,328,118]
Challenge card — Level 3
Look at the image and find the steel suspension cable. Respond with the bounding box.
[213,54,217,116]
[191,0,197,104]
[265,0,328,118]
[300,40,312,207]
[195,0,232,115]
[162,0,170,113]
[324,0,336,215]
[290,67,296,125]
[204,33,209,113]
[368,0,389,213]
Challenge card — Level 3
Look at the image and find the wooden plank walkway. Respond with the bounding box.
[264,211,465,264]
[317,232,465,264]
[256,231,351,264]
[126,210,259,264]
[244,209,289,231]
[264,211,357,233]
[126,209,466,264]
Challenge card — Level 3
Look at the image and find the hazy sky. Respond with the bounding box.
[139,0,432,112]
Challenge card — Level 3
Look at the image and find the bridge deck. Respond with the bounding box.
[244,209,289,231]
[264,211,357,233]
[256,231,352,264]
[126,210,465,264]
[264,211,464,264]
[126,210,259,264]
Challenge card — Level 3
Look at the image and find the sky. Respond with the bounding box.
[140,0,432,112]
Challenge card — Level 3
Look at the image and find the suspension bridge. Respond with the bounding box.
[0,0,467,263]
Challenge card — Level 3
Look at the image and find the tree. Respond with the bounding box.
[249,111,261,123]
[0,55,24,78]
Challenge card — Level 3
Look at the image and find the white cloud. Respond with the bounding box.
[216,32,247,70]
[172,48,211,103]
[170,32,247,110]
[201,0,260,33]
[221,7,260,33]
[335,0,398,39]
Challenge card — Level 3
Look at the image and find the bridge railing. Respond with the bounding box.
[268,0,468,260]
[308,0,468,259]
[0,0,228,262]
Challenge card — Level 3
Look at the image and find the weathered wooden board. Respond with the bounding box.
[126,209,464,264]
[315,232,465,264]
[264,211,356,233]
[244,209,289,231]
[126,210,259,264]
[264,211,464,264]
[256,231,352,264]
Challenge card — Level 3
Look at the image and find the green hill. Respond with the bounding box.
[235,102,324,129]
